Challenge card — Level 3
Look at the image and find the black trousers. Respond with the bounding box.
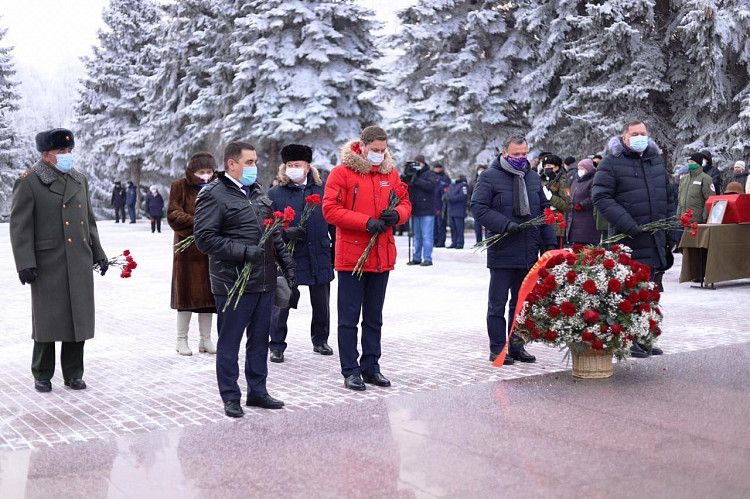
[114,206,126,222]
[32,341,85,381]
[434,214,447,246]
[269,282,330,352]
[475,222,484,244]
[487,268,529,354]
[214,292,272,402]
[127,204,136,222]
[449,216,465,248]
[150,216,162,233]
[337,271,389,378]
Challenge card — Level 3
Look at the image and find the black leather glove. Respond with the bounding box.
[366,218,387,234]
[286,274,297,290]
[505,222,521,234]
[627,225,643,237]
[379,209,400,226]
[244,245,264,264]
[95,259,109,276]
[18,268,38,285]
[285,226,306,242]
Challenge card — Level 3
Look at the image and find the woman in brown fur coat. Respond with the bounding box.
[168,152,217,356]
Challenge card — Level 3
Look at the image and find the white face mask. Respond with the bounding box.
[577,170,586,178]
[195,173,212,183]
[286,167,306,183]
[367,150,385,165]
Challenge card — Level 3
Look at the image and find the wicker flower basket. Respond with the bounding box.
[571,345,613,379]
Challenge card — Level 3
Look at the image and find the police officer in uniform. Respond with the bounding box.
[10,129,109,392]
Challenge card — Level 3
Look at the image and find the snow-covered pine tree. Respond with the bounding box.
[669,1,750,161]
[143,0,241,175]
[224,0,383,186]
[387,1,528,173]
[75,0,162,211]
[0,20,21,216]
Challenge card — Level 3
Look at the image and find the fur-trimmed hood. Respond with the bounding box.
[277,163,323,186]
[607,136,662,159]
[339,139,395,175]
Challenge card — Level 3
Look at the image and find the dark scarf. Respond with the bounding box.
[498,157,531,217]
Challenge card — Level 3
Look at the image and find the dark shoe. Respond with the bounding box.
[434,244,445,248]
[640,343,663,356]
[630,342,650,358]
[455,246,464,249]
[490,352,515,365]
[34,380,52,392]
[419,261,433,266]
[362,372,391,387]
[64,379,87,390]
[224,400,244,418]
[447,245,456,249]
[510,346,536,363]
[313,343,334,355]
[246,393,285,409]
[406,260,421,266]
[270,350,284,363]
[344,374,366,391]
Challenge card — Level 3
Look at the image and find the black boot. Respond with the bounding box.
[630,342,650,358]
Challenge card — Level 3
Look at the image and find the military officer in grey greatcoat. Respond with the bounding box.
[10,128,108,393]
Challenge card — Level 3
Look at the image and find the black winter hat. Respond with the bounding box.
[542,154,563,167]
[280,144,313,163]
[688,153,704,165]
[564,156,576,166]
[35,128,74,152]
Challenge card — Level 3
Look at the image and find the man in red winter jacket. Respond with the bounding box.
[322,126,412,391]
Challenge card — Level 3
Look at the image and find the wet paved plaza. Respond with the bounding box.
[1,222,749,497]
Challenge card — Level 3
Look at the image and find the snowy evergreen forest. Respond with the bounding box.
[2,0,750,215]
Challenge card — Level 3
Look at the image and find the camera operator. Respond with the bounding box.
[402,155,438,266]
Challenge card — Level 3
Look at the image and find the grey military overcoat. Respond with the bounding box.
[10,161,107,342]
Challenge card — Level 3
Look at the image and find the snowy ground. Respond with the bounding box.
[0,220,749,451]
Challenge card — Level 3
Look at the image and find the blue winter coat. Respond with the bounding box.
[592,137,676,271]
[447,180,468,218]
[407,166,438,217]
[471,158,556,269]
[268,167,334,286]
[434,171,451,213]
[146,192,164,217]
[125,184,137,206]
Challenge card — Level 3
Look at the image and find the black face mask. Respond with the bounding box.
[544,168,555,177]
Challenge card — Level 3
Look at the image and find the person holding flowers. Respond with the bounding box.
[322,126,412,391]
[167,152,217,357]
[267,144,334,362]
[194,141,295,418]
[471,134,557,366]
[592,119,676,357]
[677,152,714,224]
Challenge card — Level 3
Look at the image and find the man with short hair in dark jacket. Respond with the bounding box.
[699,149,723,195]
[194,141,295,418]
[447,175,469,248]
[125,181,137,223]
[432,162,451,247]
[471,135,556,365]
[592,120,675,358]
[404,155,438,266]
[111,181,126,223]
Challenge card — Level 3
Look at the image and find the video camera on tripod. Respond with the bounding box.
[401,161,421,183]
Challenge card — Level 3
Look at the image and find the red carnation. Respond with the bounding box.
[618,253,631,265]
[305,194,321,205]
[123,249,131,256]
[655,307,662,316]
[618,300,634,313]
[273,210,284,219]
[543,274,557,289]
[583,309,600,324]
[283,206,296,222]
[545,330,558,341]
[538,268,550,279]
[627,291,640,303]
[526,292,540,304]
[591,339,605,350]
[638,289,651,302]
[572,244,585,254]
[611,324,623,335]
[351,142,362,155]
[581,331,595,342]
[565,253,577,265]
[394,182,409,199]
[607,278,622,293]
[264,218,274,229]
[566,270,577,284]
[625,276,638,289]
[582,279,598,295]
[543,208,555,224]
[599,324,609,333]
[654,329,662,337]
[626,334,634,341]
[639,303,651,313]
[574,203,582,212]
[531,331,541,340]
[553,254,566,266]
[690,221,698,237]
[548,305,560,318]
[610,244,621,252]
[603,258,616,270]
[524,318,536,331]
[560,301,576,317]
[650,289,661,303]
[649,319,658,331]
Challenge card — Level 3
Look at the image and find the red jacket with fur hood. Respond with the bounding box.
[323,140,412,273]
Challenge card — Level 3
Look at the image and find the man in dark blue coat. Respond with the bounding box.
[125,181,137,223]
[446,175,468,249]
[432,162,451,247]
[267,144,335,363]
[471,135,556,365]
[404,155,438,266]
[592,120,674,358]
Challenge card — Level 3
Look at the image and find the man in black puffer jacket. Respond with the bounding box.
[592,120,675,358]
[194,141,295,418]
[471,135,557,365]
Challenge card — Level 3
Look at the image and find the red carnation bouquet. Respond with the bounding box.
[223,208,295,311]
[352,182,408,279]
[474,208,564,251]
[514,245,662,360]
[286,194,322,254]
[93,249,138,278]
[602,208,697,244]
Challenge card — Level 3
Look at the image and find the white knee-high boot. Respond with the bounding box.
[176,311,193,356]
[197,313,216,354]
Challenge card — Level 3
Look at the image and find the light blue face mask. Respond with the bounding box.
[240,165,257,186]
[55,153,74,173]
[629,135,649,153]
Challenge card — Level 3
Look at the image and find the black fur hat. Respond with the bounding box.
[281,144,313,163]
[35,128,75,152]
